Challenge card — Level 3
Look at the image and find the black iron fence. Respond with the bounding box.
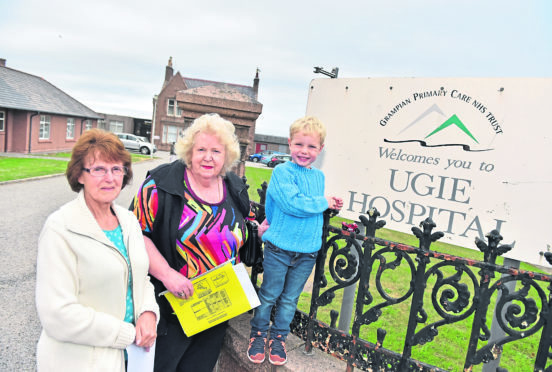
[247,179,552,371]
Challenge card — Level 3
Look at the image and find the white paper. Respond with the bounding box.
[233,263,261,308]
[126,342,156,372]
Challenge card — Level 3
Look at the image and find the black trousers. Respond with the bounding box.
[154,321,228,372]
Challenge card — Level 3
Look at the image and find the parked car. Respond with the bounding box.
[249,150,283,162]
[260,151,286,164]
[116,133,157,155]
[267,154,292,168]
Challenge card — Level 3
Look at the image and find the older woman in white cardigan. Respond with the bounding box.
[35,129,159,371]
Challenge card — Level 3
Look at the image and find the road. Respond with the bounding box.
[0,151,169,371]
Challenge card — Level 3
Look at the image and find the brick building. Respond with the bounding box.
[253,134,289,154]
[0,58,100,153]
[152,57,263,176]
[96,112,151,138]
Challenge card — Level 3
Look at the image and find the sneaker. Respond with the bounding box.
[247,331,266,364]
[269,335,287,365]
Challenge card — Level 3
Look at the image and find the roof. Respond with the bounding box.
[0,66,100,118]
[182,77,259,104]
[255,134,288,144]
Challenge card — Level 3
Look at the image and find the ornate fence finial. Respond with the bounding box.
[359,207,386,236]
[257,181,268,205]
[544,251,552,266]
[241,176,250,190]
[412,217,444,251]
[474,229,513,264]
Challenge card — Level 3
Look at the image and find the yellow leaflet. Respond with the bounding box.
[163,262,260,336]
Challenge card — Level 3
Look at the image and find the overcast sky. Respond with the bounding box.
[1,0,550,137]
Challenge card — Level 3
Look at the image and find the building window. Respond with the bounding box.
[84,119,93,131]
[66,118,75,139]
[0,111,4,131]
[163,125,178,144]
[184,118,193,129]
[167,99,175,116]
[167,99,182,117]
[109,120,124,133]
[97,119,106,130]
[39,115,51,139]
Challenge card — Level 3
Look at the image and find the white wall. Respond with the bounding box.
[307,77,552,266]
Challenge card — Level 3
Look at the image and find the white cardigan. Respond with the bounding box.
[35,191,159,372]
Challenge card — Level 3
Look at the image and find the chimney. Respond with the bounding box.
[253,68,260,100]
[164,56,174,84]
[0,58,6,67]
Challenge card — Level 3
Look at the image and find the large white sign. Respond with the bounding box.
[307,78,552,266]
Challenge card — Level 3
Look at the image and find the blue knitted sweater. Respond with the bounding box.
[262,161,328,253]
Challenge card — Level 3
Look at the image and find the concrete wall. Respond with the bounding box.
[217,313,345,372]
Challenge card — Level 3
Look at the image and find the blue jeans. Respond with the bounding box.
[250,241,317,340]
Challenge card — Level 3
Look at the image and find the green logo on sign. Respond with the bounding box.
[425,114,478,144]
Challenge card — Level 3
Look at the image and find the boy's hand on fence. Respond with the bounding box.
[332,197,343,210]
[327,196,343,210]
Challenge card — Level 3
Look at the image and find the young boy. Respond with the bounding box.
[247,116,343,365]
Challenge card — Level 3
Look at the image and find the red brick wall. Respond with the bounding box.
[10,111,30,152]
[154,72,186,151]
[27,115,94,153]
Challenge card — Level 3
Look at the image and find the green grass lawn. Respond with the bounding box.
[0,157,69,181]
[244,165,548,371]
[244,165,273,202]
[33,151,72,158]
[2,159,545,370]
[34,151,152,162]
[0,153,155,182]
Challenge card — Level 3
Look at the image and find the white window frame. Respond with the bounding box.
[109,120,124,133]
[167,99,182,117]
[162,124,178,144]
[0,111,4,131]
[84,119,92,131]
[167,99,176,116]
[97,119,107,130]
[66,118,75,139]
[39,115,51,140]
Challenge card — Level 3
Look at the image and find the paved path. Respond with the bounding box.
[0,152,169,371]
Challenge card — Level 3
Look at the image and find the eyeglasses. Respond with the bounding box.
[82,166,128,177]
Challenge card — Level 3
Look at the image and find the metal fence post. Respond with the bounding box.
[337,221,362,332]
[481,257,520,372]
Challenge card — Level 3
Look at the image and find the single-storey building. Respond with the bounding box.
[253,134,289,154]
[0,58,100,153]
[96,113,152,138]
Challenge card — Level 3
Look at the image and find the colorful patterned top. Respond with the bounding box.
[133,168,248,279]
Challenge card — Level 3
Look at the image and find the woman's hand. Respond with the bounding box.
[135,311,157,350]
[163,269,194,299]
[143,236,194,300]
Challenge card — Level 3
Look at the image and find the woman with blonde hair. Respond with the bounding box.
[132,113,252,371]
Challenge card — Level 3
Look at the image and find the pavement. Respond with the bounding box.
[0,151,170,371]
[0,152,281,371]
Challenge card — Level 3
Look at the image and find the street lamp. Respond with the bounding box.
[313,66,339,78]
[151,95,158,159]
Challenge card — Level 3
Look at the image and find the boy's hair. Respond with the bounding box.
[289,116,327,145]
